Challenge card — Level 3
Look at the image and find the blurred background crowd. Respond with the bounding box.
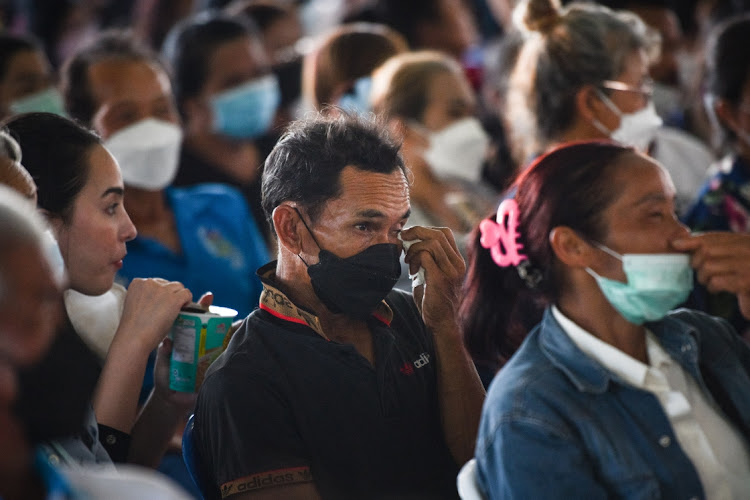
[4,0,750,498]
[2,0,750,238]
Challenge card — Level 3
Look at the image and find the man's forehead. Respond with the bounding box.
[322,165,410,215]
[339,165,408,192]
[339,164,407,183]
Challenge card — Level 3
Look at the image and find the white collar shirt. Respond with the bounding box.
[552,306,750,499]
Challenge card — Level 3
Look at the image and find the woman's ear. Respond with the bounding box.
[41,209,63,239]
[392,117,430,152]
[549,226,593,268]
[575,85,602,123]
[387,117,408,142]
[715,98,740,134]
[328,81,352,107]
[272,203,304,255]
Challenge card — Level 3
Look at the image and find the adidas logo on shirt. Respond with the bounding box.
[400,352,431,375]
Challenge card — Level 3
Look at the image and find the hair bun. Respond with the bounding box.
[513,0,562,34]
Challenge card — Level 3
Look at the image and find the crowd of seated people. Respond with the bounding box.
[2,0,750,498]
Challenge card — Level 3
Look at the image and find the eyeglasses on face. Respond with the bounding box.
[599,79,654,99]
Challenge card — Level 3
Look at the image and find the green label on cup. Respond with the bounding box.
[169,314,202,392]
[168,307,236,392]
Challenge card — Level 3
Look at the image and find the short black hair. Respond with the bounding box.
[0,33,42,82]
[227,1,290,32]
[162,11,260,116]
[705,13,750,147]
[61,30,166,127]
[345,0,442,48]
[2,112,101,223]
[261,112,407,226]
[706,13,750,105]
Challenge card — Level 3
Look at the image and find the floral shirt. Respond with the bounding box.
[683,155,750,232]
[683,154,750,337]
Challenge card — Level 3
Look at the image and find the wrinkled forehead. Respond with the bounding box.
[322,165,410,215]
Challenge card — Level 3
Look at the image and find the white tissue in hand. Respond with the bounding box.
[398,233,425,288]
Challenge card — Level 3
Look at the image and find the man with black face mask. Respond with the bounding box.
[193,113,486,499]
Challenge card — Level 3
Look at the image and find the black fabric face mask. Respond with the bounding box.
[295,209,402,320]
[12,317,101,445]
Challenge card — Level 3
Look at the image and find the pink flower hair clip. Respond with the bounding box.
[479,199,528,267]
[479,199,542,288]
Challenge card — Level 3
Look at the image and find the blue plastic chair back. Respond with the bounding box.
[183,414,209,498]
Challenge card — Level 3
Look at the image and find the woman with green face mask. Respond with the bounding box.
[0,34,67,121]
[463,140,750,498]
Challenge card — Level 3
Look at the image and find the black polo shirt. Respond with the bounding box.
[194,263,459,499]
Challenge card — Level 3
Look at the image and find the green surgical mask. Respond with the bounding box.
[586,244,693,325]
[9,87,67,117]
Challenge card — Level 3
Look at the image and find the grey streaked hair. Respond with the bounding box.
[0,129,22,163]
[507,0,659,160]
[0,185,49,301]
[0,129,35,201]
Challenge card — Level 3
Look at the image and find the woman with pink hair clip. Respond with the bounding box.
[467,140,750,498]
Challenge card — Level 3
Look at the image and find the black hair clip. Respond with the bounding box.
[517,260,542,289]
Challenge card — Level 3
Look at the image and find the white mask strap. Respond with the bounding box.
[585,267,602,280]
[406,120,431,140]
[591,118,612,136]
[595,88,623,117]
[593,241,623,261]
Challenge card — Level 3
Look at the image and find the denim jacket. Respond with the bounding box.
[475,308,750,499]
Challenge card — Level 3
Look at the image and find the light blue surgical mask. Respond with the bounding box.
[9,87,67,117]
[210,74,280,139]
[586,243,693,325]
[338,76,373,114]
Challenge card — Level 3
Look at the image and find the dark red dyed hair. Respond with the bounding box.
[459,140,634,372]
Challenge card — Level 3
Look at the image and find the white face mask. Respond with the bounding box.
[103,118,183,191]
[593,91,663,152]
[42,228,66,289]
[64,283,126,361]
[422,117,490,184]
[299,0,346,36]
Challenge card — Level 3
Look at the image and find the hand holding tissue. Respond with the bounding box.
[398,226,466,335]
[398,232,425,288]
